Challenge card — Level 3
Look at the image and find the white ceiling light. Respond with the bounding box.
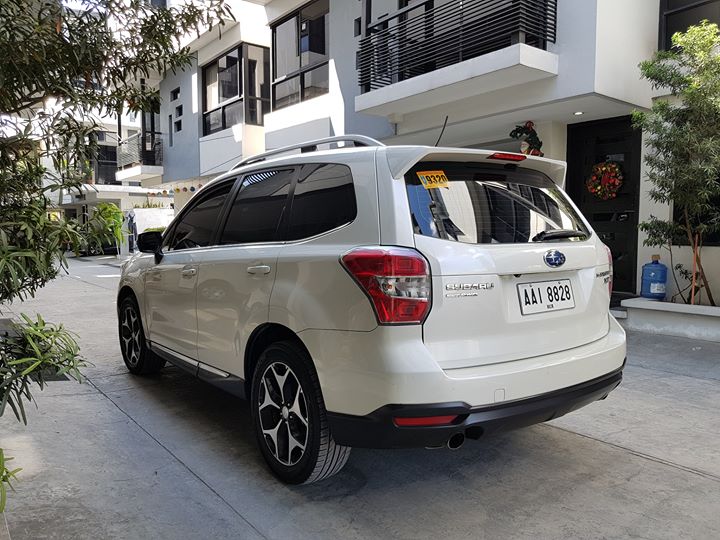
[574,111,585,116]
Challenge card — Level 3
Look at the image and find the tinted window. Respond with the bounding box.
[405,163,589,244]
[287,164,356,240]
[167,183,233,250]
[219,170,293,244]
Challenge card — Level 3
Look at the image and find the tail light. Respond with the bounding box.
[605,244,614,296]
[340,247,431,325]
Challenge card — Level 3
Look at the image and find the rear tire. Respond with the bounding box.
[251,340,351,484]
[118,296,165,375]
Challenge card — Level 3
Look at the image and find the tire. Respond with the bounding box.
[251,340,351,484]
[118,296,165,375]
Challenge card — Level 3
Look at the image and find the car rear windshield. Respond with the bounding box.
[404,162,589,244]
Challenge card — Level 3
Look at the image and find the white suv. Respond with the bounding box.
[118,135,626,484]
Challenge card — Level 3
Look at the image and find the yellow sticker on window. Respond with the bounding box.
[416,170,449,189]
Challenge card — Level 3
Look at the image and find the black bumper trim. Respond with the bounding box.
[327,363,624,449]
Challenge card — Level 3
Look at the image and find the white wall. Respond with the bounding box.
[594,0,658,109]
[262,0,392,149]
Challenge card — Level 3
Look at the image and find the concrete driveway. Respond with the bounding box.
[1,257,719,539]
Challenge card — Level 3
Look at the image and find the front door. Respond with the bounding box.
[567,116,642,295]
[144,180,235,360]
[145,252,199,360]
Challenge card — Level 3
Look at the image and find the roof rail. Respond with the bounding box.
[230,135,385,171]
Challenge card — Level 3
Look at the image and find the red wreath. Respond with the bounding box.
[586,162,623,200]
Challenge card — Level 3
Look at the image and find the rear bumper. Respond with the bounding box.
[327,363,624,449]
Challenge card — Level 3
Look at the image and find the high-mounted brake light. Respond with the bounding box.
[394,415,458,427]
[340,247,431,325]
[488,152,527,162]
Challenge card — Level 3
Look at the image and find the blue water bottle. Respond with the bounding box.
[640,255,668,301]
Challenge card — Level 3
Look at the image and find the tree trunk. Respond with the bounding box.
[684,210,716,306]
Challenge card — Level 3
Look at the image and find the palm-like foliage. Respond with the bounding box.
[0,0,230,511]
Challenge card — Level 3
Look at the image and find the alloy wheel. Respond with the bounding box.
[257,362,309,466]
[120,305,142,367]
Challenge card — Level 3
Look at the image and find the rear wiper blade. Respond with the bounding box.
[532,229,587,242]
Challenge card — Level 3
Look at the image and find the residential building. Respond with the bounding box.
[134,0,720,303]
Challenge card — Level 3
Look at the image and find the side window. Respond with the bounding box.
[286,164,356,241]
[219,169,293,244]
[166,182,233,251]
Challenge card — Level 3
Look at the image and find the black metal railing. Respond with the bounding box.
[117,132,163,169]
[358,0,557,93]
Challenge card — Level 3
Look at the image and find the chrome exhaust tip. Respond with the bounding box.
[447,432,465,450]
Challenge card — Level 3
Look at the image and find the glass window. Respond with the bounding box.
[246,45,270,100]
[168,183,233,250]
[218,49,240,102]
[662,0,720,49]
[223,99,244,128]
[204,63,219,111]
[274,17,299,79]
[204,49,241,111]
[287,164,356,240]
[274,76,301,109]
[271,0,330,110]
[404,163,589,245]
[300,0,328,67]
[219,170,294,244]
[302,64,329,100]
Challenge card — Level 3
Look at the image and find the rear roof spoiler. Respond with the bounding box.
[382,146,568,189]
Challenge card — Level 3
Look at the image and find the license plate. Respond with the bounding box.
[517,279,575,315]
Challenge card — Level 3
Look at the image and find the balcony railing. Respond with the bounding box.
[358,0,558,93]
[117,132,163,169]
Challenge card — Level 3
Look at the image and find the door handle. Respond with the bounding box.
[247,265,271,275]
[181,268,197,277]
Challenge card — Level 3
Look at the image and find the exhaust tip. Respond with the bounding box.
[447,432,465,450]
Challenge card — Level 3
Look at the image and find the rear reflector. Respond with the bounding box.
[394,415,458,427]
[605,244,614,296]
[488,152,527,162]
[341,247,431,325]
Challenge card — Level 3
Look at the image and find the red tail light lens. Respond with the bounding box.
[340,247,431,325]
[394,415,458,427]
[488,152,527,162]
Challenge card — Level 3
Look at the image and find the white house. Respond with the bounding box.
[134,0,720,304]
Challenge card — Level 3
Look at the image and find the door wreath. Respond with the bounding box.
[586,161,623,200]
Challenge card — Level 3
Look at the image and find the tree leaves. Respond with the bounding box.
[635,21,720,305]
[0,0,230,511]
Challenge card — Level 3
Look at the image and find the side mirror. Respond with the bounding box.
[137,231,163,254]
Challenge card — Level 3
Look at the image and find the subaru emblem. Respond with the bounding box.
[544,250,566,268]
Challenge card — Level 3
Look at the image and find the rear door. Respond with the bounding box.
[404,161,611,370]
[196,169,294,377]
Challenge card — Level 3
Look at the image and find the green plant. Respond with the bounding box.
[81,202,124,254]
[633,21,720,306]
[0,314,86,511]
[0,0,230,511]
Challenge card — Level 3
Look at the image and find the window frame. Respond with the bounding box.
[282,162,358,242]
[201,43,271,135]
[216,167,299,247]
[403,162,592,246]
[659,0,720,50]
[271,0,330,111]
[162,178,239,252]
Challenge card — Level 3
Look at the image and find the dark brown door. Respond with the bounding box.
[566,116,642,295]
